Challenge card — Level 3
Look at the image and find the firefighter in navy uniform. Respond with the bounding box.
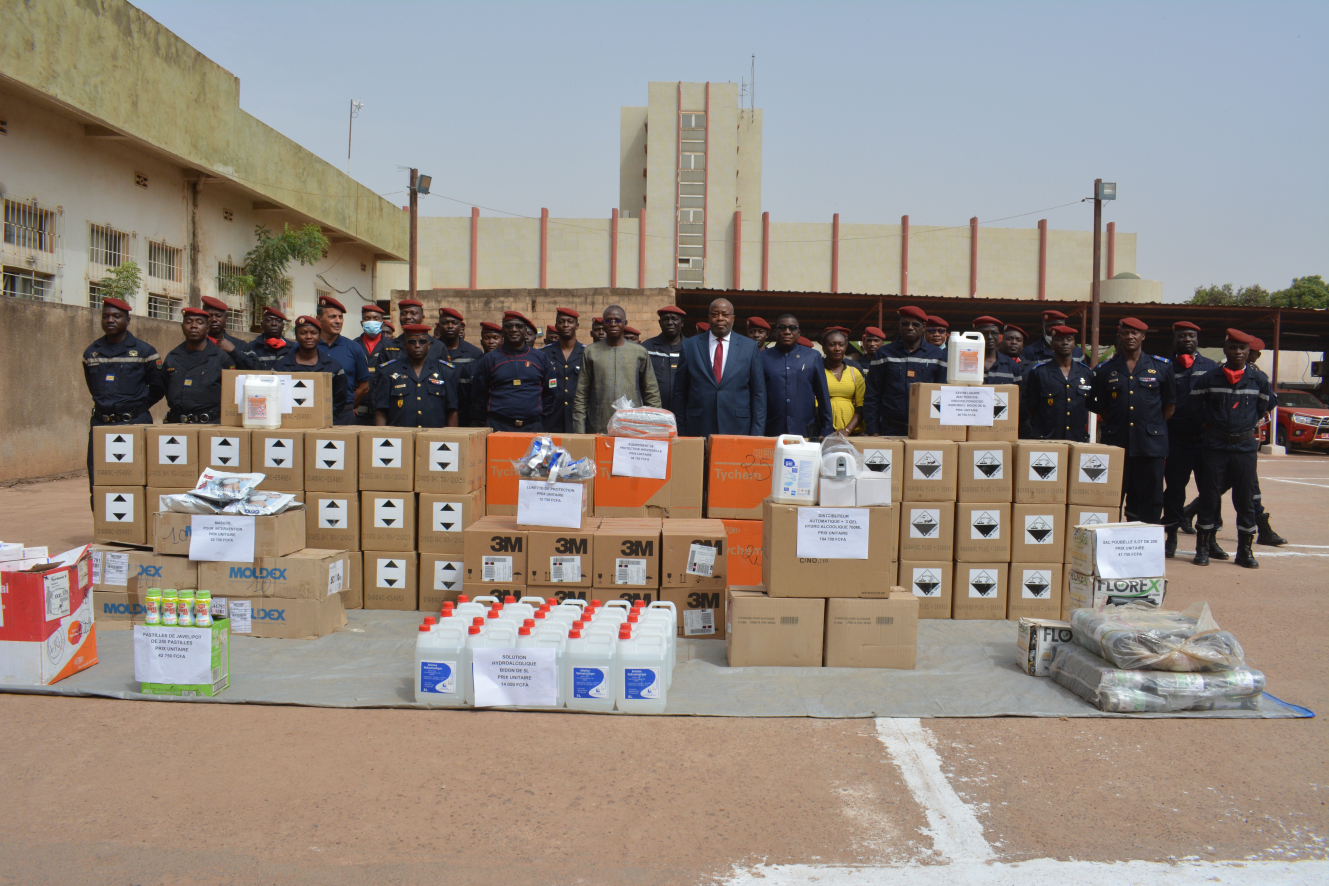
[1162,321,1221,558]
[83,296,165,494]
[162,307,237,424]
[1189,329,1272,568]
[469,311,554,432]
[542,306,586,433]
[643,305,686,426]
[379,298,448,366]
[863,306,948,436]
[200,295,253,362]
[1022,309,1086,364]
[372,324,459,428]
[239,306,294,369]
[973,315,1022,386]
[1018,325,1094,441]
[274,315,354,425]
[1089,317,1175,525]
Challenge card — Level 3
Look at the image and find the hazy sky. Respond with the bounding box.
[137,0,1327,302]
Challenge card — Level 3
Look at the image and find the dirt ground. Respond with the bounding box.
[1,453,1325,885]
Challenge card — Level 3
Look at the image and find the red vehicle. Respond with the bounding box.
[1257,389,1329,450]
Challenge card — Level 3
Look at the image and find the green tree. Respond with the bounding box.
[1187,283,1273,306]
[219,223,330,317]
[1272,275,1329,310]
[97,261,141,305]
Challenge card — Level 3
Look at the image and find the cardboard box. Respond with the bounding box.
[93,589,148,628]
[660,518,728,589]
[902,440,958,502]
[848,437,905,504]
[0,548,99,685]
[460,582,527,603]
[363,551,419,610]
[359,428,416,492]
[198,427,251,472]
[706,435,775,520]
[1066,570,1168,611]
[721,519,763,587]
[957,441,1013,502]
[124,551,197,592]
[823,593,919,669]
[1067,442,1126,507]
[1017,618,1074,676]
[1011,503,1066,564]
[593,436,705,519]
[898,560,953,619]
[1008,562,1064,621]
[1013,441,1068,504]
[462,517,528,584]
[250,429,305,490]
[94,485,147,545]
[219,594,346,639]
[414,428,489,494]
[954,502,1011,562]
[342,551,362,610]
[92,424,146,485]
[898,503,955,561]
[726,586,824,667]
[146,427,199,486]
[965,384,1020,442]
[818,477,857,507]
[145,487,194,515]
[1069,521,1166,578]
[360,491,417,551]
[304,491,360,551]
[952,563,1008,620]
[136,618,230,697]
[592,518,661,589]
[152,508,307,558]
[485,432,597,516]
[304,429,360,493]
[527,518,602,587]
[221,369,332,429]
[763,501,899,598]
[196,549,351,601]
[418,489,486,555]
[657,585,727,639]
[419,552,467,611]
[907,383,967,442]
[1064,506,1121,561]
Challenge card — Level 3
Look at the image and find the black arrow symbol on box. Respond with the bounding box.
[325,519,341,527]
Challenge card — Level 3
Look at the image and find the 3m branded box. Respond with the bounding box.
[764,501,899,598]
[92,425,146,485]
[1064,506,1120,561]
[849,437,905,504]
[726,587,824,667]
[363,552,418,610]
[721,519,763,587]
[94,486,147,545]
[1013,441,1068,504]
[899,503,955,561]
[1069,521,1166,579]
[460,582,527,603]
[593,436,704,519]
[1067,442,1125,507]
[359,428,415,492]
[1066,571,1168,611]
[706,435,775,520]
[0,547,99,685]
[462,517,528,584]
[221,370,332,429]
[197,549,351,601]
[342,551,362,610]
[957,441,1013,502]
[124,551,197,592]
[304,491,360,551]
[304,429,359,493]
[954,502,1011,562]
[361,491,417,551]
[1011,503,1066,563]
[136,618,230,697]
[1017,618,1074,676]
[952,563,1008,620]
[592,518,661,590]
[898,560,953,619]
[908,383,967,442]
[657,586,727,639]
[220,594,345,639]
[1007,562,1064,621]
[418,489,486,555]
[485,433,597,516]
[419,552,466,611]
[152,508,306,558]
[250,429,305,489]
[145,487,193,515]
[902,440,958,502]
[527,518,602,588]
[965,384,1020,442]
[198,427,251,472]
[146,427,199,486]
[596,586,659,606]
[823,593,919,669]
[660,519,728,589]
[414,428,489,494]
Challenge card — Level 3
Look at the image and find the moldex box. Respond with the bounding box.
[196,549,351,601]
[0,547,99,685]
[706,436,775,520]
[219,595,345,639]
[92,425,146,485]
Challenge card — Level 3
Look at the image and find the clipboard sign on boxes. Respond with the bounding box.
[220,370,332,429]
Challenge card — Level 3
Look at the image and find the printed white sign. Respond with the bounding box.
[104,432,134,465]
[313,439,345,471]
[317,498,349,529]
[227,600,252,633]
[429,441,458,472]
[264,437,295,468]
[433,559,463,591]
[43,571,71,621]
[158,434,187,466]
[516,480,584,529]
[188,515,256,562]
[432,501,462,532]
[1089,525,1166,580]
[372,437,402,469]
[471,647,558,707]
[683,608,716,636]
[796,508,870,560]
[103,551,130,587]
[133,625,214,685]
[939,386,995,426]
[209,436,242,467]
[373,497,406,528]
[327,559,345,596]
[611,438,670,479]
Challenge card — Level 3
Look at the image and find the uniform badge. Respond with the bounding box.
[1047,398,1054,406]
[513,379,521,385]
[427,377,443,385]
[1147,368,1156,374]
[548,378,557,388]
[128,350,138,357]
[184,379,193,386]
[1111,391,1117,399]
[907,370,915,378]
[106,374,115,382]
[397,399,404,408]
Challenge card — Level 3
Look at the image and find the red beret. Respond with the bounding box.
[398,298,423,308]
[181,307,209,318]
[1042,310,1068,321]
[555,306,579,319]
[1003,324,1028,338]
[625,326,640,335]
[263,306,288,321]
[1250,337,1265,351]
[926,315,949,328]
[827,325,851,334]
[798,337,813,347]
[696,321,710,332]
[657,305,686,316]
[402,323,433,335]
[503,310,532,326]
[438,307,464,321]
[1119,317,1148,331]
[317,294,345,313]
[480,321,502,332]
[200,296,230,312]
[102,297,132,312]
[864,326,886,339]
[898,306,928,322]
[973,316,1002,327]
[383,320,395,332]
[746,317,771,330]
[1225,328,1255,345]
[1050,325,1078,336]
[1173,321,1200,332]
[361,304,385,315]
[546,325,557,334]
[294,315,322,329]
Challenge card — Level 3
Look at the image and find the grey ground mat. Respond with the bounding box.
[2,611,1313,718]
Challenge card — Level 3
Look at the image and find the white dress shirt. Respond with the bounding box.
[706,331,732,379]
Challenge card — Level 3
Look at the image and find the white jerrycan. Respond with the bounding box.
[564,630,617,712]
[616,631,668,714]
[242,375,283,429]
[946,331,985,385]
[772,435,820,505]
[415,623,469,707]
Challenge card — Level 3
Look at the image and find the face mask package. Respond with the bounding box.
[190,469,266,504]
[1069,603,1246,673]
[1049,644,1265,713]
[513,436,597,483]
[162,470,295,516]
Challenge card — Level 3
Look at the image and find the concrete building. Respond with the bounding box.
[0,0,405,332]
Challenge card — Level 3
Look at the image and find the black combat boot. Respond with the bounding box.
[1180,499,1198,535]
[1165,527,1178,559]
[1236,531,1260,569]
[1193,529,1211,566]
[1256,512,1287,546]
[1209,534,1230,561]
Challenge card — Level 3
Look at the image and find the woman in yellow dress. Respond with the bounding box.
[822,329,865,434]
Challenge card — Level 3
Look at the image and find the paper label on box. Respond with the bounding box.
[973,449,1004,480]
[516,480,583,529]
[1088,525,1166,579]
[133,625,214,685]
[313,439,345,471]
[288,377,315,411]
[317,498,349,529]
[1078,453,1109,484]
[327,559,345,596]
[970,509,1001,540]
[939,386,995,426]
[373,497,406,528]
[419,660,458,695]
[796,508,870,559]
[1027,451,1060,482]
[158,434,187,466]
[188,516,256,562]
[472,647,557,707]
[210,597,227,618]
[104,491,135,523]
[912,450,945,481]
[429,440,459,472]
[482,556,514,582]
[686,543,717,576]
[549,556,581,583]
[90,550,101,584]
[908,508,941,539]
[433,559,463,591]
[375,558,407,588]
[228,600,252,633]
[103,552,130,587]
[1020,568,1054,599]
[264,437,296,468]
[278,376,296,414]
[863,449,893,476]
[1024,514,1056,546]
[615,558,648,585]
[966,568,1000,599]
[910,567,943,598]
[104,432,134,465]
[43,571,71,620]
[683,608,716,636]
[433,501,462,532]
[372,437,402,469]
[209,435,242,468]
[611,438,670,479]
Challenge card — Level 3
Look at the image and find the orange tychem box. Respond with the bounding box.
[485,433,597,516]
[592,436,704,518]
[706,436,774,520]
[721,519,763,587]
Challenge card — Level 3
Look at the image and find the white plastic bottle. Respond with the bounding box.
[416,623,469,707]
[564,628,618,712]
[465,620,518,707]
[616,627,668,714]
[772,435,821,505]
[242,375,283,429]
[946,331,985,385]
[534,626,568,708]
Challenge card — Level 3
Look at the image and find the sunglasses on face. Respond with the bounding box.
[775,324,798,332]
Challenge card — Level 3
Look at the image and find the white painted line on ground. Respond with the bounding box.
[1259,477,1329,489]
[1176,549,1329,558]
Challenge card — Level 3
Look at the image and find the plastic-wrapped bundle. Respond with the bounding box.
[161,494,224,514]
[1050,644,1265,713]
[223,492,298,516]
[606,396,677,439]
[513,436,596,482]
[820,432,865,479]
[190,469,265,503]
[1070,602,1246,672]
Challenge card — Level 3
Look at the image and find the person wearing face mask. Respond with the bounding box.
[863,306,948,436]
[355,305,389,424]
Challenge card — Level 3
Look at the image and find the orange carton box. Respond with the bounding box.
[720,519,763,587]
[485,433,597,516]
[706,436,775,520]
[593,436,704,519]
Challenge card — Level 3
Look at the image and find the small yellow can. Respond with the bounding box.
[194,590,213,628]
[161,589,178,626]
[144,588,162,626]
[177,590,195,627]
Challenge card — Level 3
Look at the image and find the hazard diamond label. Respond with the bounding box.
[911,568,941,598]
[1025,514,1055,544]
[971,510,1001,539]
[1079,453,1108,483]
[1021,569,1051,599]
[974,450,1003,479]
[864,449,893,476]
[968,568,998,598]
[909,508,940,538]
[913,450,943,480]
[1028,451,1059,481]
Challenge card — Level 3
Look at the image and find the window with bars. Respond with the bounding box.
[225,308,248,333]
[89,281,105,311]
[147,293,182,321]
[90,223,130,267]
[2,266,54,301]
[3,199,56,253]
[217,260,245,292]
[147,240,183,282]
[677,112,707,286]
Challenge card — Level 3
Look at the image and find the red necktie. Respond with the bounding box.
[712,336,724,384]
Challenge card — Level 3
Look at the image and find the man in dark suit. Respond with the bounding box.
[671,298,767,436]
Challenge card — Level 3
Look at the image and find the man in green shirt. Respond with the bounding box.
[572,305,662,434]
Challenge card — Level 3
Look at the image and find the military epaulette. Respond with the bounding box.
[1032,359,1050,368]
[379,358,398,368]
[1154,355,1170,362]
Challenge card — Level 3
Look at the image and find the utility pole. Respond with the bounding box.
[409,168,418,301]
[346,100,362,174]
[1091,177,1102,367]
